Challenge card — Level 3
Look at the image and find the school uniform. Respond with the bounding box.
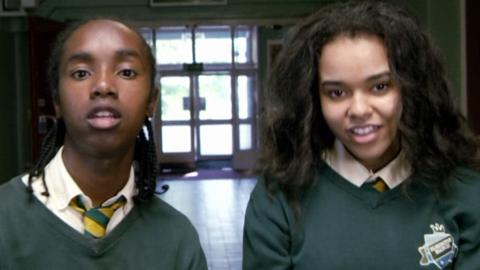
[243,140,480,269]
[0,147,208,270]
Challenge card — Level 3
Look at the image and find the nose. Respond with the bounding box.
[347,92,372,120]
[90,70,117,99]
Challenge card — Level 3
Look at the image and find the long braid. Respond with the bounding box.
[134,117,158,203]
[27,119,65,197]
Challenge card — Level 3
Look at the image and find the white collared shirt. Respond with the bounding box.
[323,139,412,189]
[22,146,136,235]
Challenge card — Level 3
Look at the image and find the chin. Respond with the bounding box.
[351,147,390,168]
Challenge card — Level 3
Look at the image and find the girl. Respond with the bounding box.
[243,1,480,269]
[0,18,207,270]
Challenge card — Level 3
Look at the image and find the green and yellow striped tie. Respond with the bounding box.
[70,195,126,238]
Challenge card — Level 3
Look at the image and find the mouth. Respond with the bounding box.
[86,107,121,130]
[348,125,380,143]
[349,125,379,136]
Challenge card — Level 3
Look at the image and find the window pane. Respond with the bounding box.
[198,75,231,120]
[234,26,250,64]
[200,124,232,155]
[237,75,253,119]
[162,125,191,153]
[160,76,190,121]
[156,27,192,64]
[239,124,252,150]
[195,26,232,64]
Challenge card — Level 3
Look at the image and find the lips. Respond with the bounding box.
[348,125,380,144]
[350,125,379,135]
[86,106,121,130]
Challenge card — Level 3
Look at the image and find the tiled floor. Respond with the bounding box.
[157,176,257,270]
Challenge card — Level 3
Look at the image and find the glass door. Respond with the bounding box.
[197,74,233,158]
[232,73,257,170]
[143,25,258,168]
[157,76,195,164]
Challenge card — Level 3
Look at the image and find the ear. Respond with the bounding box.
[147,86,159,117]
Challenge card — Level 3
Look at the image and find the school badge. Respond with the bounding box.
[418,223,457,269]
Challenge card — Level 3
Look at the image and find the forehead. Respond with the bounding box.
[321,33,387,58]
[61,20,147,60]
[318,34,389,80]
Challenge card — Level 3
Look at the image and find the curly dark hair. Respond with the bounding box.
[28,18,159,203]
[261,0,480,212]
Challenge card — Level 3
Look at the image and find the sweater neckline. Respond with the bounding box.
[13,178,141,255]
[318,163,405,209]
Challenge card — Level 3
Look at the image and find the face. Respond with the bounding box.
[318,35,402,171]
[56,20,156,158]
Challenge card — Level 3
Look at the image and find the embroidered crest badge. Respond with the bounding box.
[418,223,458,269]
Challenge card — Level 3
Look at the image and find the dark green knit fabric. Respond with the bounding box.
[243,164,480,270]
[0,176,208,270]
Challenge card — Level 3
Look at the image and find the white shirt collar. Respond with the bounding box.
[323,139,411,189]
[44,146,137,211]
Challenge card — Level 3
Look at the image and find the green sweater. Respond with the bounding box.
[0,176,208,270]
[243,164,480,270]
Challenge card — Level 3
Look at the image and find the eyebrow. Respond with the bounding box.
[365,71,391,82]
[65,52,93,65]
[64,49,142,65]
[114,49,142,61]
[320,71,391,88]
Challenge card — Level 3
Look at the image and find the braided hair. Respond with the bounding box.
[28,18,159,203]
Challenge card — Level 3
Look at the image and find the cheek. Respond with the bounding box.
[384,96,403,137]
[320,99,343,131]
[386,94,402,122]
[123,95,152,120]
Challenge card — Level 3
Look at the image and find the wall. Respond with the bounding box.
[0,17,30,183]
[32,0,335,24]
[426,0,463,109]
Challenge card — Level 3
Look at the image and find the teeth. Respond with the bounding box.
[352,126,375,135]
[95,111,114,117]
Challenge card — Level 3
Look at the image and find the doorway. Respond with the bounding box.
[140,25,258,170]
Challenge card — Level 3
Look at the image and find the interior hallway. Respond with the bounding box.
[157,172,257,270]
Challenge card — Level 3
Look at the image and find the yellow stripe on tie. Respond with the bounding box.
[84,216,106,238]
[69,195,126,238]
[371,177,389,193]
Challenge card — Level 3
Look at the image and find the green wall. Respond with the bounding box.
[425,0,463,105]
[0,17,30,183]
[32,0,335,23]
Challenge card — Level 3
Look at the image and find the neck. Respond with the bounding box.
[62,143,135,207]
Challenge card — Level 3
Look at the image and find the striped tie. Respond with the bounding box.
[70,195,126,238]
[371,177,389,193]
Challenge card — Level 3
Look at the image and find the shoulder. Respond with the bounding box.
[246,177,295,228]
[249,177,286,211]
[0,175,27,207]
[448,166,480,197]
[0,175,25,192]
[438,166,480,218]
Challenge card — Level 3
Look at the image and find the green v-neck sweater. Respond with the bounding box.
[0,176,208,270]
[243,164,480,270]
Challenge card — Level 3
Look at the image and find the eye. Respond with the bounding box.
[373,82,389,92]
[71,69,90,80]
[118,69,137,79]
[328,89,346,99]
